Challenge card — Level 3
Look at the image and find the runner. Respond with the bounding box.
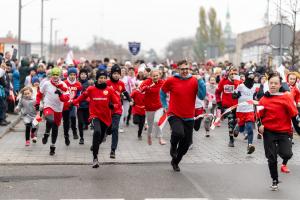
[258,72,300,191]
[160,60,206,172]
[36,67,70,155]
[73,70,118,168]
[215,66,241,147]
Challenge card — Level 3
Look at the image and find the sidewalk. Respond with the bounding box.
[0,120,300,165]
[0,113,21,139]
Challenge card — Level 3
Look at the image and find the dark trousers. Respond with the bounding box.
[133,114,146,137]
[63,109,77,138]
[111,114,121,151]
[45,120,59,145]
[92,118,108,159]
[25,123,37,141]
[168,116,194,164]
[263,130,293,181]
[77,108,89,139]
[126,106,132,125]
[194,118,202,131]
[0,97,6,121]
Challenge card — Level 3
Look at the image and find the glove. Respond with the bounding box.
[69,101,74,108]
[109,102,114,110]
[232,91,241,99]
[55,89,62,96]
[35,104,40,111]
[217,102,225,114]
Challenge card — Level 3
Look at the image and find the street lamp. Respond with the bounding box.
[49,17,57,60]
[41,0,49,60]
[18,0,22,61]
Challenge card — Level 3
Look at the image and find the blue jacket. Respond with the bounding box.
[12,69,20,92]
[78,79,90,109]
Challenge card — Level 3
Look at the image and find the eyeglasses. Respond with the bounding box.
[180,68,189,71]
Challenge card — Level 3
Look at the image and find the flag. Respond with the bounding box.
[65,50,74,65]
[158,112,168,131]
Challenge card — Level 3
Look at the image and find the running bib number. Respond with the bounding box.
[224,85,234,93]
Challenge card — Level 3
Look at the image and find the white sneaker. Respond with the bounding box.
[119,128,124,133]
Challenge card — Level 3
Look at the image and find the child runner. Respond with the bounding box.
[130,85,145,140]
[15,87,38,145]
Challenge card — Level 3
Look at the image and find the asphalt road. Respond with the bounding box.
[0,163,299,200]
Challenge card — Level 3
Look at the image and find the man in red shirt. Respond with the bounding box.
[107,64,132,159]
[215,66,241,147]
[62,67,82,146]
[160,60,206,172]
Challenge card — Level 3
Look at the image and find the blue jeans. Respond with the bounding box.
[111,114,121,151]
[239,121,254,145]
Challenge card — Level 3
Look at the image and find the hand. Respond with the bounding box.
[35,104,40,111]
[109,102,114,110]
[129,101,134,106]
[163,107,168,113]
[217,102,222,110]
[258,125,264,134]
[14,107,19,113]
[55,89,62,96]
[69,101,74,108]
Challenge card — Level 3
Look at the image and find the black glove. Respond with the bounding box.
[55,89,62,96]
[35,104,40,111]
[69,102,74,108]
[109,102,114,110]
[232,91,241,99]
[217,102,222,110]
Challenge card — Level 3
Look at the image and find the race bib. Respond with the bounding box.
[224,85,234,93]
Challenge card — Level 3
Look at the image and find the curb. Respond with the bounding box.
[0,161,170,166]
[0,115,21,139]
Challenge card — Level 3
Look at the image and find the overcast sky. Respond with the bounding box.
[0,0,294,54]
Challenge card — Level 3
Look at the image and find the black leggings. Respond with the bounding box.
[25,123,37,141]
[168,116,194,164]
[63,109,77,138]
[45,119,59,145]
[77,108,89,139]
[263,130,293,181]
[92,118,108,159]
[133,114,146,137]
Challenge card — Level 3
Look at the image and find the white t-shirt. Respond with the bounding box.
[236,84,258,113]
[40,80,69,112]
[195,96,204,109]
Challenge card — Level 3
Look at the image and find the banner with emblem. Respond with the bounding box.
[128,42,141,56]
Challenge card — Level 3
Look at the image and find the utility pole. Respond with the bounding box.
[18,0,22,61]
[41,0,44,59]
[49,18,56,60]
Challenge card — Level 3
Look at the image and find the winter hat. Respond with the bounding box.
[31,76,40,84]
[68,67,77,75]
[111,64,121,75]
[50,67,61,76]
[96,70,108,80]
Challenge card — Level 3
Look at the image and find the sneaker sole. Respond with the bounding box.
[247,146,255,154]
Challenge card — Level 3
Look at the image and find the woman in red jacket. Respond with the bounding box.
[73,70,118,168]
[140,69,166,145]
[258,72,300,191]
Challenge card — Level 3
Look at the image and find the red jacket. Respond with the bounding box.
[73,86,118,126]
[161,76,198,119]
[288,84,300,104]
[215,77,240,108]
[140,78,163,111]
[107,79,126,115]
[259,93,298,135]
[131,89,145,116]
[63,79,82,110]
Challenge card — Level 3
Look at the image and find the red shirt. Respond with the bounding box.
[140,78,164,111]
[215,78,240,108]
[161,76,198,119]
[63,79,82,110]
[73,86,118,126]
[131,89,145,116]
[107,79,126,115]
[259,93,298,135]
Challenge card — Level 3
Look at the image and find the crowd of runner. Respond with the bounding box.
[0,52,300,191]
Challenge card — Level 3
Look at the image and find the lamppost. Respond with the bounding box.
[49,17,57,60]
[18,0,22,61]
